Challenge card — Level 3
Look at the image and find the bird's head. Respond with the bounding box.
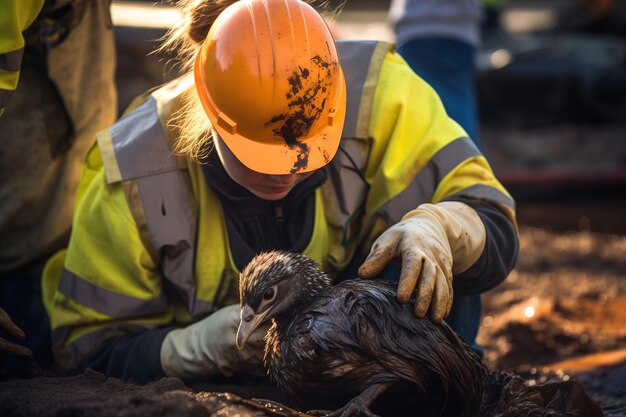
[236,251,332,349]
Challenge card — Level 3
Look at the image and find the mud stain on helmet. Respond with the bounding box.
[289,142,309,174]
[266,51,338,173]
[318,145,330,165]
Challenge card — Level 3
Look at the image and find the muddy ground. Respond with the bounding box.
[479,223,626,415]
[1,217,625,416]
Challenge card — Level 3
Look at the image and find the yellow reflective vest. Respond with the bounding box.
[43,41,516,369]
[0,0,43,116]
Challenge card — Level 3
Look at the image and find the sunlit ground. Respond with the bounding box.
[478,226,626,410]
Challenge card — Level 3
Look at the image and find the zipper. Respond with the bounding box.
[274,203,285,225]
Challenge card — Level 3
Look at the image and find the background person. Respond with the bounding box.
[0,0,117,371]
[387,0,509,351]
[388,0,492,151]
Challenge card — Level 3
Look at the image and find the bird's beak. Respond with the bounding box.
[237,304,268,350]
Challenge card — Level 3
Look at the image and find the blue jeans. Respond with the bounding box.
[397,38,483,152]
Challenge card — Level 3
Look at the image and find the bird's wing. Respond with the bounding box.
[274,280,485,413]
[280,295,395,403]
[336,280,486,403]
[336,281,429,389]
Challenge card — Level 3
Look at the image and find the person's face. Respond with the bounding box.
[213,132,314,201]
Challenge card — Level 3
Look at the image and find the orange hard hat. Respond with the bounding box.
[194,0,346,175]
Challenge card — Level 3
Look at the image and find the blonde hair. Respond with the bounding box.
[160,0,345,162]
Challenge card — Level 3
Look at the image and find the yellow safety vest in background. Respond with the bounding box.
[0,0,43,116]
[43,41,516,369]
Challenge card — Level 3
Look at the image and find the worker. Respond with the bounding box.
[43,0,518,383]
[0,0,117,370]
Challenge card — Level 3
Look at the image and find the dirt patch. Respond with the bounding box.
[478,226,626,414]
[0,370,307,417]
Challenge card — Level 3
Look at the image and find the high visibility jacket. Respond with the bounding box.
[43,41,516,369]
[0,0,43,116]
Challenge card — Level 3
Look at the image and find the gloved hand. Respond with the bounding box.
[0,306,32,357]
[160,304,269,380]
[358,202,486,322]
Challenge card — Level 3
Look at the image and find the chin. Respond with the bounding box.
[250,188,292,201]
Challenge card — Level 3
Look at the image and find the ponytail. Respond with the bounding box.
[158,0,238,75]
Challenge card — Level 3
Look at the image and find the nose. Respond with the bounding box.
[269,174,298,185]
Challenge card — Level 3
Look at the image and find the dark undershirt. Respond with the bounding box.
[80,154,518,383]
[201,150,327,271]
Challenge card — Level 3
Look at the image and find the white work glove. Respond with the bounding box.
[160,304,269,380]
[359,201,486,322]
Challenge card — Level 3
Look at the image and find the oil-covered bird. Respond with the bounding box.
[236,251,486,417]
[236,251,604,417]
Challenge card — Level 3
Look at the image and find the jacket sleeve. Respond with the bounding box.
[362,50,518,291]
[44,145,174,375]
[447,196,519,294]
[80,326,174,383]
[0,0,43,116]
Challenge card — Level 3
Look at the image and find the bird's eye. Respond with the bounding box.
[263,287,275,301]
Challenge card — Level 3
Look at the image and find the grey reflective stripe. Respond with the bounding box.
[0,88,14,107]
[108,93,201,314]
[134,172,199,314]
[447,183,515,210]
[377,136,482,225]
[50,326,70,351]
[325,138,369,227]
[431,136,482,184]
[193,298,214,316]
[110,96,179,181]
[52,323,158,368]
[337,41,394,139]
[0,48,24,72]
[59,268,168,318]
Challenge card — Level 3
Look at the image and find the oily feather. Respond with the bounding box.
[242,251,603,417]
[266,279,487,416]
